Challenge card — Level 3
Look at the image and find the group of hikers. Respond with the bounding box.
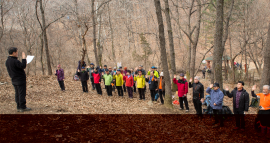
[5,47,270,138]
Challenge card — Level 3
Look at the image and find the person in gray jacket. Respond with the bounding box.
[87,63,95,90]
[206,83,224,127]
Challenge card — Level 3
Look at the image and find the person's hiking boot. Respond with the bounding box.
[22,107,32,112]
[179,108,184,110]
[17,109,24,112]
[186,110,189,112]
[233,127,239,130]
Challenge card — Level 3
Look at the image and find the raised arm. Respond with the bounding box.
[15,59,27,69]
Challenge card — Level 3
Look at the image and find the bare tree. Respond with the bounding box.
[212,0,224,90]
[259,22,270,92]
[154,0,172,108]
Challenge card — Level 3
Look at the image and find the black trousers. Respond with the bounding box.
[133,82,136,93]
[213,109,224,126]
[138,88,145,99]
[95,83,102,95]
[234,110,245,129]
[258,110,270,127]
[105,85,112,96]
[159,90,165,104]
[58,81,65,91]
[123,83,126,92]
[127,87,133,98]
[13,83,27,109]
[81,81,88,92]
[179,96,189,110]
[90,78,95,90]
[150,90,156,101]
[193,99,202,115]
[116,86,123,96]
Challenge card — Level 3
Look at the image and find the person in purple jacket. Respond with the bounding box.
[55,64,65,91]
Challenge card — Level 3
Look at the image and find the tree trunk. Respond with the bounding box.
[108,3,116,66]
[164,0,176,75]
[213,0,224,90]
[92,0,99,66]
[260,23,270,92]
[190,0,201,83]
[154,0,172,108]
[39,33,45,75]
[39,0,52,75]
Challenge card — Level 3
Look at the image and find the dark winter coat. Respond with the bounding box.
[225,87,249,112]
[145,76,158,90]
[189,82,204,100]
[77,71,89,82]
[5,56,27,85]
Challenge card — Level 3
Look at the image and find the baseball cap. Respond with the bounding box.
[180,73,185,77]
[213,83,220,87]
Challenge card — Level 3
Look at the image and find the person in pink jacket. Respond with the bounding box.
[173,73,189,112]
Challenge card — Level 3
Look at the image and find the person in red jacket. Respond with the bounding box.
[92,67,102,95]
[123,70,134,98]
[173,73,189,112]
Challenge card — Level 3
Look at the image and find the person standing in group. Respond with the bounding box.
[173,73,189,112]
[206,83,225,128]
[55,64,65,91]
[134,70,146,100]
[251,85,270,138]
[122,67,128,93]
[135,65,146,76]
[131,68,136,93]
[87,63,96,90]
[123,70,134,98]
[111,67,117,92]
[146,71,158,102]
[101,65,108,89]
[202,66,206,79]
[156,72,165,105]
[119,66,124,74]
[5,47,31,112]
[224,81,249,131]
[189,77,204,119]
[77,67,89,93]
[92,67,102,95]
[102,69,113,96]
[147,66,160,78]
[113,69,124,97]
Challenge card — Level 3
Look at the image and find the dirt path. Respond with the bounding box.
[0,75,259,114]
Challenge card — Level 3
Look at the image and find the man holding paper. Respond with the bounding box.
[5,47,31,112]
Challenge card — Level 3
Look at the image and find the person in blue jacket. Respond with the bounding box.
[206,83,224,127]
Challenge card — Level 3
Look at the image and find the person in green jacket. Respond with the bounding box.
[113,69,124,97]
[134,70,146,100]
[102,69,113,96]
[147,66,159,78]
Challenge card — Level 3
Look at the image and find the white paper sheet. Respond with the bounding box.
[26,55,34,64]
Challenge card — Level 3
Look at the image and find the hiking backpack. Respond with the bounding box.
[250,98,260,108]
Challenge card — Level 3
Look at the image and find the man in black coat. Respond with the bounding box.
[77,67,89,93]
[145,71,158,102]
[5,47,31,112]
[225,81,249,131]
[189,76,204,119]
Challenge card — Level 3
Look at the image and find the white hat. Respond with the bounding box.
[160,72,164,76]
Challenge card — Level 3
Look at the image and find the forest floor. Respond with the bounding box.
[0,74,259,114]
